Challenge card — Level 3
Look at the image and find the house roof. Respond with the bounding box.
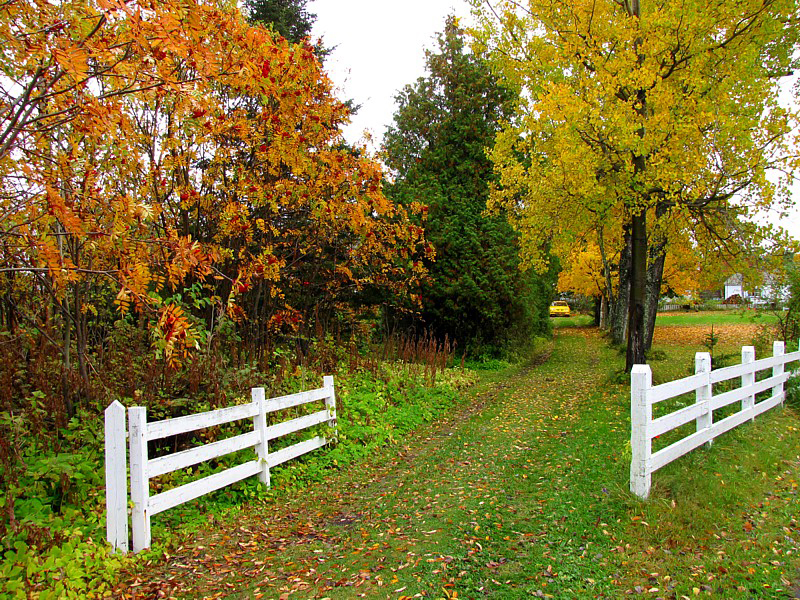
[725,273,743,286]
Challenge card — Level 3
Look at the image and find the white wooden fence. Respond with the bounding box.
[631,342,800,499]
[105,376,337,553]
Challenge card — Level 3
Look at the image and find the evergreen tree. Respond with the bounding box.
[384,17,553,355]
[244,0,314,43]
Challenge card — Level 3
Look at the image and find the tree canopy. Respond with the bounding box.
[472,0,800,368]
[0,0,427,388]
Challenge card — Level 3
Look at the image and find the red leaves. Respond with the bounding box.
[269,310,300,329]
[155,304,195,367]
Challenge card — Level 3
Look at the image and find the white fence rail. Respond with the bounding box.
[659,303,748,312]
[631,342,800,499]
[105,376,337,553]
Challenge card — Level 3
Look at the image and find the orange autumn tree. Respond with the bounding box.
[0,0,212,394]
[0,0,426,403]
[557,239,614,325]
[559,229,701,313]
[118,1,428,362]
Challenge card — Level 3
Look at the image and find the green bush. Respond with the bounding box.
[0,397,124,598]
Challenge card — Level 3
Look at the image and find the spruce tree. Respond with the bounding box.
[244,0,315,43]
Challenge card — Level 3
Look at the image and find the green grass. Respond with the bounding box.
[656,309,779,326]
[115,326,800,598]
[550,313,595,327]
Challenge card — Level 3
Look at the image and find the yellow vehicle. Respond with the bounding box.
[549,300,571,317]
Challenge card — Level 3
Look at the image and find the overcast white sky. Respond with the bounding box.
[310,0,472,148]
[310,0,799,242]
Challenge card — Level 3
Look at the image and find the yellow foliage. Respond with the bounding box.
[473,0,798,285]
[558,241,610,298]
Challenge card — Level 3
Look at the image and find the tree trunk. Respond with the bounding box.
[60,291,75,420]
[75,283,89,387]
[626,208,647,371]
[611,225,631,345]
[599,294,608,329]
[643,203,669,352]
[643,247,666,352]
[56,223,75,419]
[596,226,615,333]
[593,297,601,326]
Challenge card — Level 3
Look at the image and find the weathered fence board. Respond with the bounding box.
[631,342,799,499]
[650,402,706,438]
[104,401,128,554]
[649,372,708,404]
[263,409,329,441]
[147,401,259,440]
[147,431,260,478]
[263,387,330,414]
[268,435,327,467]
[105,377,337,553]
[149,460,262,516]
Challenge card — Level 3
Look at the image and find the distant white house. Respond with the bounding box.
[723,272,789,304]
[724,274,743,300]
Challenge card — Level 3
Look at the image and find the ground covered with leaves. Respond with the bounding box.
[116,326,800,599]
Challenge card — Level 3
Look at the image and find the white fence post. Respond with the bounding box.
[324,375,337,442]
[252,387,270,488]
[695,352,712,447]
[105,401,128,553]
[774,341,785,404]
[129,407,151,553]
[630,364,652,500]
[742,346,756,419]
[113,382,336,551]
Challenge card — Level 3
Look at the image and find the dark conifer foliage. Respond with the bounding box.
[384,17,553,355]
[244,0,315,43]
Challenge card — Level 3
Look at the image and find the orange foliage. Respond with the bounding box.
[0,0,426,364]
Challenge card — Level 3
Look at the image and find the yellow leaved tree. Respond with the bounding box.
[472,0,799,369]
